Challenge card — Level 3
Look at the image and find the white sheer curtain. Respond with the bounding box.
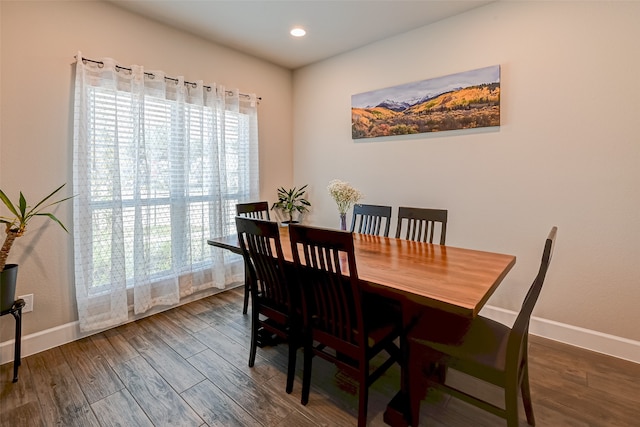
[72,52,258,332]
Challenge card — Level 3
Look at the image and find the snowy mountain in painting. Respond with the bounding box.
[376,99,412,112]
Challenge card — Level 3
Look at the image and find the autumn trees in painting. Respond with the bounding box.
[351,66,500,139]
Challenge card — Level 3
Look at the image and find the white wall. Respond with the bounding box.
[293,1,640,344]
[0,1,293,342]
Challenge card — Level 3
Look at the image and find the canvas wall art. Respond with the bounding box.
[351,65,500,140]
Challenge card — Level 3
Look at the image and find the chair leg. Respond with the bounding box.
[248,310,258,367]
[242,265,250,315]
[521,364,536,426]
[505,380,520,427]
[286,340,297,394]
[357,359,370,427]
[301,340,313,405]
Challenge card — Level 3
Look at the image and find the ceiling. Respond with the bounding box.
[108,0,494,69]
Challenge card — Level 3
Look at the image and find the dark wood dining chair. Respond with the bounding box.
[350,203,392,237]
[407,227,557,426]
[288,224,401,427]
[236,201,270,220]
[395,207,448,245]
[235,216,300,394]
[236,201,270,314]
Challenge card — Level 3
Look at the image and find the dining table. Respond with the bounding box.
[207,224,516,426]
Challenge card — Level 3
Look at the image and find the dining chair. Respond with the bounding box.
[288,224,401,427]
[236,201,271,220]
[395,207,448,245]
[235,216,300,394]
[350,203,392,237]
[236,201,271,314]
[407,226,557,426]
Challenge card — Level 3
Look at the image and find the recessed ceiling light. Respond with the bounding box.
[290,27,306,37]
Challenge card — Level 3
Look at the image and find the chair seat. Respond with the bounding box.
[363,295,402,350]
[410,315,510,382]
[309,309,400,356]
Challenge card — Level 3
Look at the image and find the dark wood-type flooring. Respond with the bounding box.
[2,287,639,426]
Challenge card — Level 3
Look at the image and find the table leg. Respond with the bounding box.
[384,301,423,426]
[384,391,411,427]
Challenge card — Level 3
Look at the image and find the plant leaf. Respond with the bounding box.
[0,189,19,218]
[35,213,69,233]
[26,183,67,216]
[19,192,27,219]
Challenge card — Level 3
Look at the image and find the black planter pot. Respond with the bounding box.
[1,264,19,313]
[279,220,300,227]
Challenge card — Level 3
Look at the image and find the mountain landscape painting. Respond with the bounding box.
[351,65,500,139]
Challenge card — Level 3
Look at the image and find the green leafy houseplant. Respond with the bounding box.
[271,185,311,224]
[0,184,73,271]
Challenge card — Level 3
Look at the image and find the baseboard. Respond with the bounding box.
[1,285,237,365]
[481,305,640,364]
[1,319,84,365]
[3,302,639,365]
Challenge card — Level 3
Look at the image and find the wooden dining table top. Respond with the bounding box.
[208,225,516,318]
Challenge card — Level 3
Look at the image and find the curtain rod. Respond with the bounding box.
[77,56,261,101]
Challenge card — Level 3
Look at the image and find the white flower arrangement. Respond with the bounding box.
[327,179,364,214]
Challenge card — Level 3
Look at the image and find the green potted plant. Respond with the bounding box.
[0,184,72,312]
[271,185,311,225]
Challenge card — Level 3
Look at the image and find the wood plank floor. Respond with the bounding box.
[2,287,639,426]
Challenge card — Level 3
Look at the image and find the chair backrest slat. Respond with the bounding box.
[395,207,448,245]
[350,204,392,237]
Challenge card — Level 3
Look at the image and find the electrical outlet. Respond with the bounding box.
[18,294,34,313]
